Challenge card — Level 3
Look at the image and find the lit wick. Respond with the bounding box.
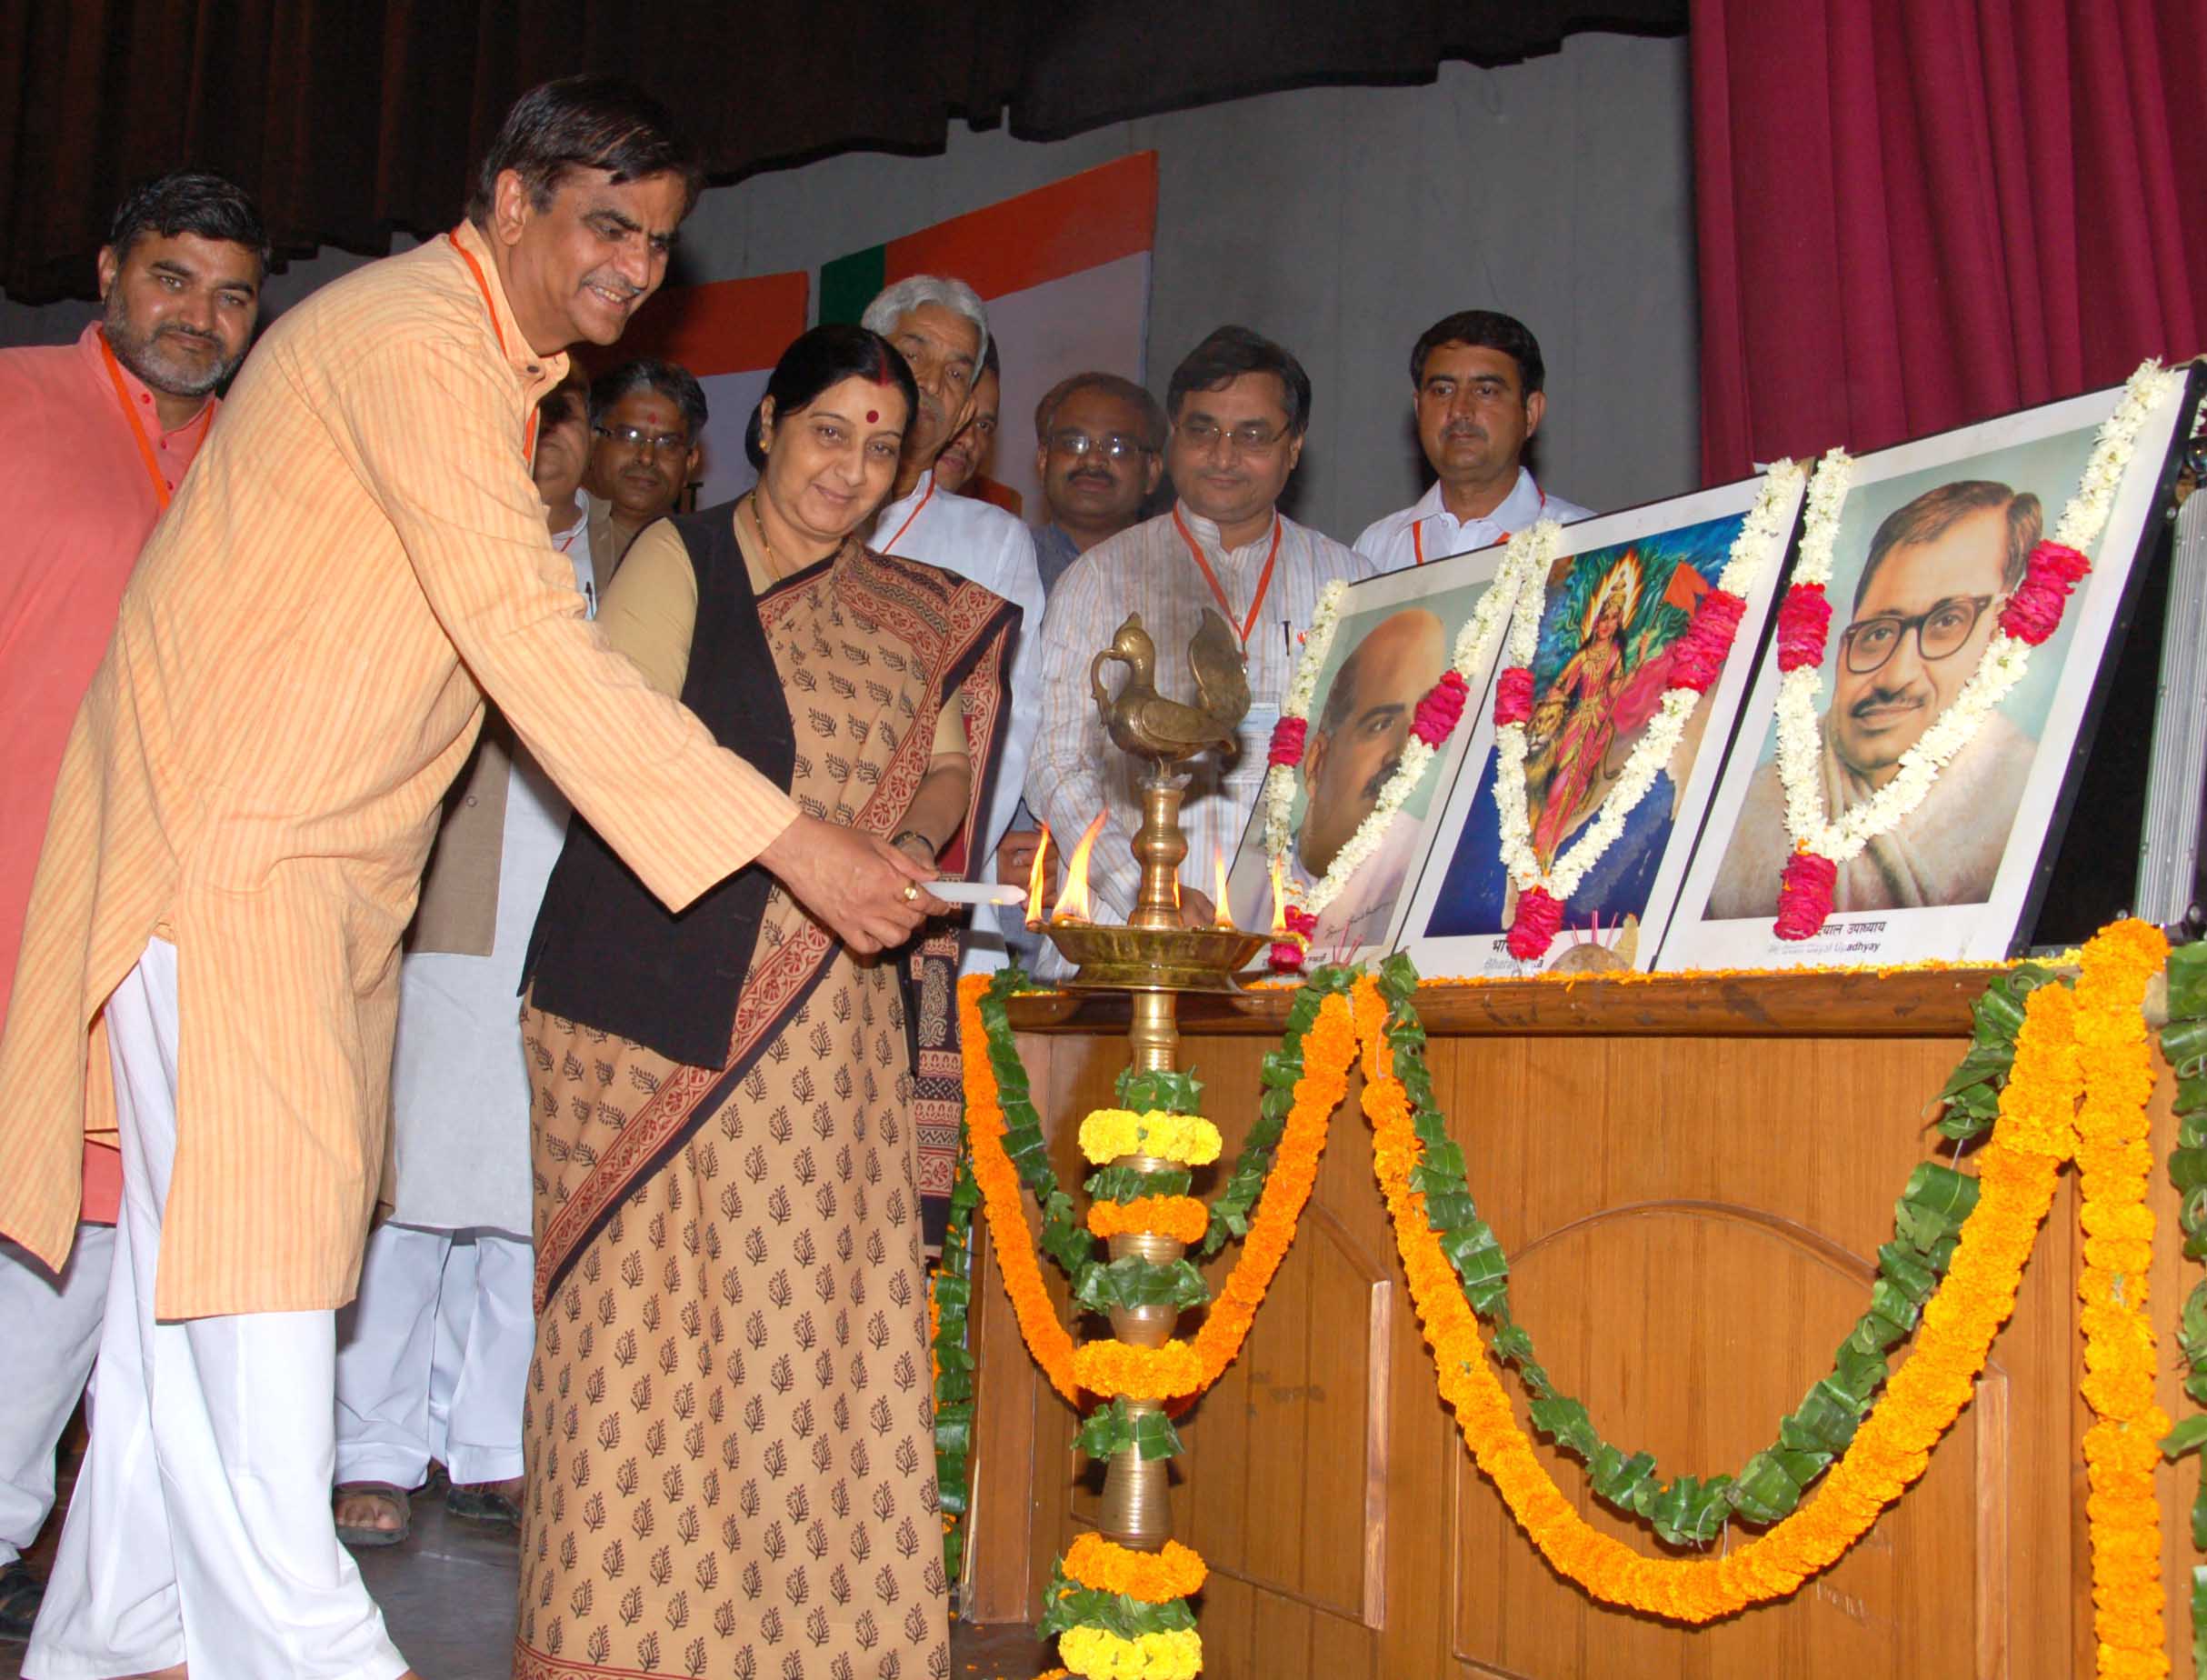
[1267,851,1289,936]
[1054,811,1109,923]
[1212,847,1235,929]
[1023,823,1053,929]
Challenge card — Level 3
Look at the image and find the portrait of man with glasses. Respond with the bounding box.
[1707,478,2044,919]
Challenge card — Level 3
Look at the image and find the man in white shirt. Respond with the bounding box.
[1028,326,1373,969]
[859,276,1045,972]
[1355,310,1593,572]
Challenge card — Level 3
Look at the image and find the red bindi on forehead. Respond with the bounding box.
[867,410,879,425]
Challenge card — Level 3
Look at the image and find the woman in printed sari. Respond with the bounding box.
[511,325,1019,1680]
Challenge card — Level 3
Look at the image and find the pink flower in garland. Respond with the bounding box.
[1267,715,1308,768]
[1774,583,1832,673]
[1270,905,1317,974]
[1997,541,2092,646]
[1506,884,1563,962]
[1667,590,1745,694]
[1774,849,1838,941]
[1411,670,1470,747]
[1493,665,1534,727]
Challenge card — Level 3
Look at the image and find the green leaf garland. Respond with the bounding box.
[1366,953,1993,1549]
[1074,1395,1185,1462]
[978,967,1093,1278]
[1073,1254,1211,1313]
[1203,969,1352,1256]
[931,1138,980,1585]
[1037,1565,1198,1641]
[2157,938,2207,1676]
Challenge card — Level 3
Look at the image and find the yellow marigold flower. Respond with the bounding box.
[1076,1109,1223,1167]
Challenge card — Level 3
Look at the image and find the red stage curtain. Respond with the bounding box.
[1693,0,2207,484]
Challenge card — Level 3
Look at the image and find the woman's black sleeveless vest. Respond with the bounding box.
[521,503,799,1068]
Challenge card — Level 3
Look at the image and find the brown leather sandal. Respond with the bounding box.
[333,1480,413,1548]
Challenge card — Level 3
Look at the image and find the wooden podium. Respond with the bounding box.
[961,970,2198,1678]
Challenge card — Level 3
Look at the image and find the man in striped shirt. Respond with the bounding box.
[1026,326,1372,969]
[0,77,938,1680]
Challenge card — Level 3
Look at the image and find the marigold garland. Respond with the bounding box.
[1063,1535,1209,1603]
[2073,919,2171,1678]
[1087,1195,1211,1245]
[1057,1625,1203,1680]
[1356,965,2084,1624]
[1077,1109,1223,1167]
[959,974,1081,1404]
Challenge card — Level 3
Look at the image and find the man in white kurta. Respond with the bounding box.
[1354,310,1591,573]
[860,276,1046,974]
[332,378,595,1542]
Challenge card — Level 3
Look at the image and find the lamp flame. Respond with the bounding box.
[1024,824,1052,927]
[1268,851,1288,935]
[1213,847,1234,928]
[1054,811,1108,922]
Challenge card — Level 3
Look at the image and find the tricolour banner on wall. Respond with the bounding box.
[817,152,1159,520]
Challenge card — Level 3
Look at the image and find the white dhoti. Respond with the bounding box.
[335,1223,531,1488]
[0,1227,111,1570]
[25,938,408,1680]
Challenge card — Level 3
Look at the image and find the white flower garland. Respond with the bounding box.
[1776,363,2178,870]
[1263,529,1551,919]
[1497,464,1801,903]
[1261,579,1348,862]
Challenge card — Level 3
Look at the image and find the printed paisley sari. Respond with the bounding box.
[513,545,1014,1680]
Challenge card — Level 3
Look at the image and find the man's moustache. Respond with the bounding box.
[1361,755,1402,803]
[1850,686,1927,719]
[1069,469,1112,486]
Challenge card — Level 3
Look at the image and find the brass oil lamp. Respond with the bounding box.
[1032,609,1269,1549]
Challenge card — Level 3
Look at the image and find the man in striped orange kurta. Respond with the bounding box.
[0,77,939,1680]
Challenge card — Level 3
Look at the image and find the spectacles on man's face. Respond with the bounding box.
[1839,594,2000,675]
[1049,431,1150,462]
[1175,416,1287,455]
[594,424,690,457]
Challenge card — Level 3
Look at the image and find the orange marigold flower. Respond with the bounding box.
[1062,1534,1209,1602]
[1086,1195,1210,1245]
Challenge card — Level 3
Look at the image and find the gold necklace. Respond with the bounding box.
[746,491,838,580]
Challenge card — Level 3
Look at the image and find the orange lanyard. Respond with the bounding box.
[881,476,934,553]
[98,335,178,511]
[1173,507,1280,648]
[1413,484,1545,565]
[446,230,539,464]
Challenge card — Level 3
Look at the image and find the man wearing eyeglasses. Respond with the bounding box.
[1026,326,1373,965]
[584,356,705,576]
[1030,372,1165,593]
[1709,479,2043,918]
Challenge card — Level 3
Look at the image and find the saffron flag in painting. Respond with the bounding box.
[610,267,812,508]
[817,152,1159,521]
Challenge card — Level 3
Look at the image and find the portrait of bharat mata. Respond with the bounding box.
[1709,479,2043,919]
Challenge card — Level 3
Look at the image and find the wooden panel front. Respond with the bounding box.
[964,993,2184,1677]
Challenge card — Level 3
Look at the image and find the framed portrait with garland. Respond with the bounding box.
[1660,361,2204,972]
[1383,469,1806,977]
[1221,538,1520,968]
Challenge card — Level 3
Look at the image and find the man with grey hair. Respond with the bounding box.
[860,275,1044,974]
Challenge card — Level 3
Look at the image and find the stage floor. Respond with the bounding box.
[0,1475,1057,1679]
